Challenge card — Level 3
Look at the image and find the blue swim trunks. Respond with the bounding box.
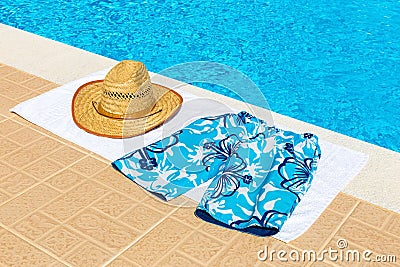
[112,111,321,236]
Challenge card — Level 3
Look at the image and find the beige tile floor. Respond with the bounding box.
[0,63,399,266]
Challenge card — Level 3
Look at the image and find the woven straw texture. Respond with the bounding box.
[71,61,182,138]
[100,61,155,116]
[1,63,400,267]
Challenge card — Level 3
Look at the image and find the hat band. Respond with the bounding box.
[92,101,161,120]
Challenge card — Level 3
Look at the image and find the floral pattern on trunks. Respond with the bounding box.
[112,111,321,236]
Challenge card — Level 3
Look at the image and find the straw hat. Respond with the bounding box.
[72,60,182,138]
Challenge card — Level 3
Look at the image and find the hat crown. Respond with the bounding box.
[99,60,156,118]
[71,59,183,138]
[104,60,149,90]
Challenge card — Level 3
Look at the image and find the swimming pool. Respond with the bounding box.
[1,0,399,152]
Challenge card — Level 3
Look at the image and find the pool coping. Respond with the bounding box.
[1,23,399,213]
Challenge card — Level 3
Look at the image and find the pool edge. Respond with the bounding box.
[1,23,399,213]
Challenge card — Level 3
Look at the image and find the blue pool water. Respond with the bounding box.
[1,0,399,151]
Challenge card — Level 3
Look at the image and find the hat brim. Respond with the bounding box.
[72,80,183,139]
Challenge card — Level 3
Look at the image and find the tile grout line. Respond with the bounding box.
[2,68,55,86]
[342,192,400,218]
[101,205,182,267]
[1,166,110,231]
[1,178,141,264]
[148,209,224,267]
[0,120,28,137]
[2,179,88,226]
[0,172,54,207]
[204,232,250,267]
[303,201,362,267]
[6,78,399,207]
[3,127,43,142]
[0,91,30,104]
[2,65,399,265]
[381,213,394,231]
[157,214,241,266]
[0,155,92,208]
[194,224,240,247]
[3,153,397,262]
[1,133,24,151]
[114,198,153,219]
[0,169,52,195]
[41,197,128,257]
[284,241,307,253]
[151,230,205,267]
[89,204,144,234]
[88,193,178,225]
[3,74,36,85]
[0,224,74,267]
[34,83,61,92]
[86,166,174,211]
[88,178,147,204]
[34,224,88,265]
[114,199,177,226]
[61,197,183,265]
[346,216,400,241]
[59,214,138,261]
[7,116,109,162]
[3,75,40,92]
[1,136,59,163]
[0,188,12,205]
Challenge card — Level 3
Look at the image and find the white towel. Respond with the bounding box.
[11,69,368,242]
